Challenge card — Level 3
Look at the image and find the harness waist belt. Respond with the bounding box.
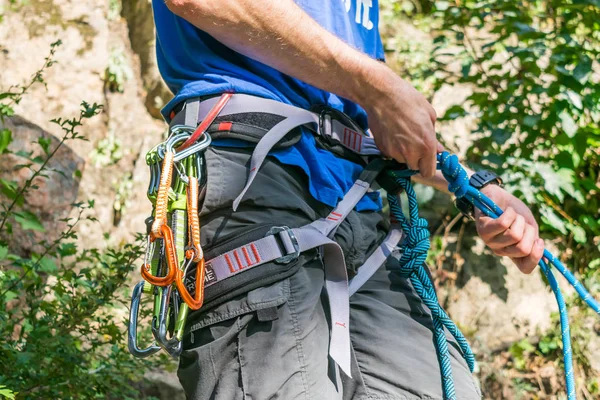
[169,93,382,158]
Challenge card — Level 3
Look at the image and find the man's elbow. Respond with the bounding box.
[164,0,220,18]
[164,0,193,16]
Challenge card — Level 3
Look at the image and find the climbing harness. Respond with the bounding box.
[128,93,600,400]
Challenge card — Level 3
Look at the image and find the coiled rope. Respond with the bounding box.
[387,151,600,400]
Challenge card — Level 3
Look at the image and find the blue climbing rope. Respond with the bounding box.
[387,151,600,400]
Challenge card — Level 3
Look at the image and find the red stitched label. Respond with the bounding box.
[343,128,362,152]
[224,254,235,273]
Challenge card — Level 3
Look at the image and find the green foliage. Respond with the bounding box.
[0,41,162,400]
[104,47,133,93]
[509,338,536,370]
[0,385,17,400]
[90,129,123,167]
[430,1,600,277]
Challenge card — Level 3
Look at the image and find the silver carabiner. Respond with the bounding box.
[151,285,183,358]
[157,131,191,160]
[127,281,161,358]
[156,125,212,162]
[173,133,212,162]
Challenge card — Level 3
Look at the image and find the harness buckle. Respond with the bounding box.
[267,226,300,264]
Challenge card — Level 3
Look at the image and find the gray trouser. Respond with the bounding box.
[177,147,482,400]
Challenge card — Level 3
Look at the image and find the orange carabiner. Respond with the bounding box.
[151,151,174,238]
[176,258,205,310]
[141,225,178,286]
[175,176,206,310]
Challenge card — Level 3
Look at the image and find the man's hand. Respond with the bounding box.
[475,184,544,274]
[361,70,440,178]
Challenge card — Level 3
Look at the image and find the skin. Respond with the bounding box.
[164,0,544,273]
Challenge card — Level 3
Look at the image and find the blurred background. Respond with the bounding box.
[0,0,598,398]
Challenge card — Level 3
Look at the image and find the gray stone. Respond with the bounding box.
[0,115,84,255]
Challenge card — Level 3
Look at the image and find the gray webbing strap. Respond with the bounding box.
[310,179,371,237]
[348,227,404,296]
[183,98,200,128]
[203,177,374,377]
[293,227,352,377]
[232,112,321,211]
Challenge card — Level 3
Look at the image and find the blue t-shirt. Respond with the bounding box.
[153,0,384,211]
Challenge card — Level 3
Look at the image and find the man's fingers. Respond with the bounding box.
[495,224,536,257]
[418,154,436,178]
[488,214,526,250]
[512,238,545,274]
[477,207,516,241]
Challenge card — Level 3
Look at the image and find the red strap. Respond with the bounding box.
[177,93,234,151]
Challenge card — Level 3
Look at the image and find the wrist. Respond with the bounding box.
[481,182,504,198]
[347,58,394,108]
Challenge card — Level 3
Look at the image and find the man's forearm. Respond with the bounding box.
[166,0,389,109]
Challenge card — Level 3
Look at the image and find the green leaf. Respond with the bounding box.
[537,165,574,203]
[566,223,586,244]
[523,115,540,127]
[58,243,77,257]
[491,128,511,145]
[566,90,582,110]
[435,1,450,11]
[573,58,592,83]
[540,205,567,235]
[38,256,58,273]
[4,291,18,301]
[0,385,17,400]
[37,136,52,154]
[0,245,7,260]
[559,111,578,138]
[443,105,466,120]
[14,211,45,232]
[461,61,472,78]
[581,215,599,232]
[0,129,12,154]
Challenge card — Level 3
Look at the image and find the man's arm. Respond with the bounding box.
[165,0,439,177]
[166,0,543,272]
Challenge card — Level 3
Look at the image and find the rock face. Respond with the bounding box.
[1,0,183,396]
[0,116,85,255]
[121,0,172,119]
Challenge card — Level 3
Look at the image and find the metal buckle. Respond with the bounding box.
[454,197,475,221]
[267,226,300,264]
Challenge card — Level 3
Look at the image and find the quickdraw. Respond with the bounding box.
[128,97,222,358]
